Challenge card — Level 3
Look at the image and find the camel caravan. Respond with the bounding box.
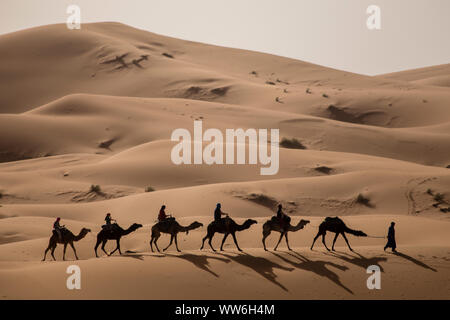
[42,203,381,261]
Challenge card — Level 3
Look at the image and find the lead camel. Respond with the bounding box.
[310,217,367,251]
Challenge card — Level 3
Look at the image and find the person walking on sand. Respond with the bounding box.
[384,222,397,253]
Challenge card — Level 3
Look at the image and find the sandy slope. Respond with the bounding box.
[0,215,449,299]
[0,22,449,300]
[378,63,450,88]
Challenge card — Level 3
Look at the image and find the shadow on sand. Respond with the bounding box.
[121,252,145,261]
[326,251,388,272]
[122,251,231,277]
[164,253,231,278]
[218,252,294,292]
[393,251,437,272]
[271,251,354,295]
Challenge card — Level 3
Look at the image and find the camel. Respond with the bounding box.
[42,227,91,261]
[150,219,203,252]
[200,217,257,252]
[262,217,310,251]
[94,223,142,257]
[310,217,367,252]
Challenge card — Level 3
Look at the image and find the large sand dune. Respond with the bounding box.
[0,23,449,300]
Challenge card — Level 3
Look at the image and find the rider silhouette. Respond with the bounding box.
[276,204,290,230]
[103,213,116,231]
[53,217,64,241]
[158,205,173,222]
[214,203,228,221]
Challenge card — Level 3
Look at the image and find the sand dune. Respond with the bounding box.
[1,93,449,166]
[0,22,449,300]
[378,63,450,87]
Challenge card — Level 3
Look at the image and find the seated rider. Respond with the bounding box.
[158,205,173,222]
[53,217,64,241]
[103,213,116,230]
[214,203,228,222]
[276,204,290,230]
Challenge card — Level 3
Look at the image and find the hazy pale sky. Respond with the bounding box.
[1,0,449,75]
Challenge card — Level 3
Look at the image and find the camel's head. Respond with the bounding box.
[81,228,91,234]
[245,219,258,227]
[130,223,143,231]
[299,219,310,226]
[355,230,368,237]
[186,221,203,235]
[190,221,203,229]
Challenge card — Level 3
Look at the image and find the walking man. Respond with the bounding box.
[384,222,397,253]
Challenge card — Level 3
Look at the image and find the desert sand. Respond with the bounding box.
[0,22,449,300]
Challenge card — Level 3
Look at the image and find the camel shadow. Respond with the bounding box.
[327,251,388,272]
[122,252,145,260]
[119,250,164,261]
[164,253,231,278]
[392,251,437,272]
[218,252,293,292]
[272,251,354,295]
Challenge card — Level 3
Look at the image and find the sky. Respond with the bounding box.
[0,0,449,75]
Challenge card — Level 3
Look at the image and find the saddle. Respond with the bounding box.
[159,217,175,223]
[324,216,342,224]
[213,216,232,229]
[52,227,69,238]
[102,223,119,232]
[271,215,291,225]
[157,217,176,228]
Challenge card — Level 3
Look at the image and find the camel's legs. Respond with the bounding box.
[51,244,57,261]
[43,245,52,261]
[322,233,330,251]
[118,239,122,255]
[150,237,154,252]
[231,232,242,252]
[43,237,55,261]
[151,230,160,252]
[163,235,174,251]
[63,243,68,261]
[311,231,321,250]
[274,232,285,251]
[201,230,216,251]
[331,233,340,251]
[220,233,229,251]
[153,236,161,253]
[69,242,78,260]
[200,235,207,250]
[110,239,121,255]
[201,231,213,250]
[284,233,292,251]
[43,247,49,261]
[101,239,109,256]
[208,235,216,252]
[94,238,102,257]
[174,235,181,252]
[341,232,353,251]
[262,229,271,251]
